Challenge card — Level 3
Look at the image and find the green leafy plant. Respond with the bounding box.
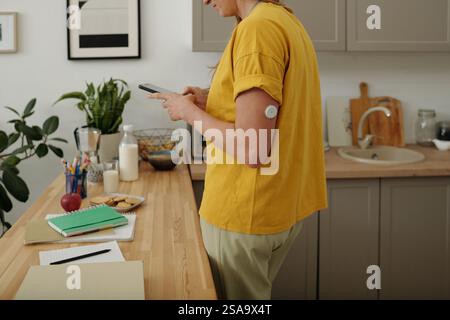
[0,99,67,235]
[54,78,131,135]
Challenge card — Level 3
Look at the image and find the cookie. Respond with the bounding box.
[90,196,111,205]
[113,196,127,202]
[125,197,141,205]
[105,199,117,207]
[116,201,133,209]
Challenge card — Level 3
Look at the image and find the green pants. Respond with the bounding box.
[200,218,304,300]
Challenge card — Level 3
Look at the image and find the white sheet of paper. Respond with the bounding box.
[39,241,125,266]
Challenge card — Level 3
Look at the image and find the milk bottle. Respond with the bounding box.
[119,125,139,182]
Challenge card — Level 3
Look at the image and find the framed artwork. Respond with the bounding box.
[67,0,141,60]
[0,12,18,53]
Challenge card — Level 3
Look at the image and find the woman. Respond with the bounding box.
[150,0,327,300]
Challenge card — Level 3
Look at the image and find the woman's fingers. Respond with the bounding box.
[183,86,204,96]
[185,94,196,103]
[181,87,191,95]
[148,93,163,100]
[182,86,197,96]
[149,92,171,101]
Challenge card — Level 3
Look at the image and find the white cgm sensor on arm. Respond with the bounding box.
[265,105,278,120]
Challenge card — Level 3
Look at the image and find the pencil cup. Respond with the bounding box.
[65,171,88,199]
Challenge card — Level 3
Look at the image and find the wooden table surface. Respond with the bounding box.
[0,163,217,300]
[190,144,450,180]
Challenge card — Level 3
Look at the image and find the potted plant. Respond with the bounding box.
[54,78,131,162]
[0,99,67,236]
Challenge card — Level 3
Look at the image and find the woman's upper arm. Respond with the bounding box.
[235,88,279,131]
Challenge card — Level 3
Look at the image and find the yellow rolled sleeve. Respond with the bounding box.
[233,52,285,106]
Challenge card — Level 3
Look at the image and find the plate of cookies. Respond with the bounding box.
[89,193,145,212]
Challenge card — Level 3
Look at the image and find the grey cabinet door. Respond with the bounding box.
[192,0,346,52]
[319,179,380,300]
[347,0,450,51]
[272,213,318,300]
[380,177,450,299]
[293,0,346,51]
[192,0,235,52]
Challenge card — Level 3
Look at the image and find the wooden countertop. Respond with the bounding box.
[190,144,450,180]
[0,164,217,300]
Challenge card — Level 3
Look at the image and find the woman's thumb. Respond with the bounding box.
[182,87,192,95]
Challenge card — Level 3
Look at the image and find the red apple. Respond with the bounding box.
[60,193,82,212]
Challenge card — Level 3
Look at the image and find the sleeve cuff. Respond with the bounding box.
[233,74,283,106]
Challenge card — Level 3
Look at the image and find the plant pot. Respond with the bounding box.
[98,132,122,162]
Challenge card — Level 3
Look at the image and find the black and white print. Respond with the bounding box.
[67,0,140,59]
[0,12,17,53]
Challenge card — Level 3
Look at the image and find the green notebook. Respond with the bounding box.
[47,205,128,237]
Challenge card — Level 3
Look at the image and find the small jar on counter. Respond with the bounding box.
[437,121,450,141]
[415,109,437,147]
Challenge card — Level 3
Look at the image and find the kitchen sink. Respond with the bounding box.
[337,146,425,165]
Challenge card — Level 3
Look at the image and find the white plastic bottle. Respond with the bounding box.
[119,125,139,182]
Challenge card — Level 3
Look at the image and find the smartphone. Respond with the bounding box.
[138,83,171,94]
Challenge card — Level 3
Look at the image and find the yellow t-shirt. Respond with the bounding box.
[199,2,328,235]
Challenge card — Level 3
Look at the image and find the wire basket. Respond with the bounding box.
[134,128,177,161]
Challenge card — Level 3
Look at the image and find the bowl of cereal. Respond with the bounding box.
[144,150,178,171]
[134,128,179,171]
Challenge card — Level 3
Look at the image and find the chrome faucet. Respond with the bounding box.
[358,106,392,149]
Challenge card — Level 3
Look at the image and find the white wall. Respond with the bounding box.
[0,0,220,225]
[1,0,450,225]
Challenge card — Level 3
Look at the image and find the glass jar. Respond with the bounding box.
[415,109,437,147]
[87,162,103,184]
[65,171,88,199]
[103,160,120,193]
[437,121,450,141]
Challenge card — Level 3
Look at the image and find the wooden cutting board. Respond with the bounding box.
[350,82,372,146]
[350,82,405,147]
[368,96,405,147]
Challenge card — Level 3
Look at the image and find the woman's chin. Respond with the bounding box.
[214,8,231,17]
[219,12,233,17]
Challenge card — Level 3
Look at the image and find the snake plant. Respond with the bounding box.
[54,78,131,135]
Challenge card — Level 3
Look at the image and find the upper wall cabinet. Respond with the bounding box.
[294,0,346,51]
[347,0,450,51]
[192,0,346,52]
[192,1,235,52]
[193,0,450,52]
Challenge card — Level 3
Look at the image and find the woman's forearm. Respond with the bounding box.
[185,105,267,168]
[186,105,235,136]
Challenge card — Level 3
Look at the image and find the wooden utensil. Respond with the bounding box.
[368,96,405,147]
[350,82,372,146]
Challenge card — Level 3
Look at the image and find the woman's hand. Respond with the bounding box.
[148,92,197,122]
[181,86,209,111]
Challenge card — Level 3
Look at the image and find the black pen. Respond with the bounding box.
[49,249,111,265]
